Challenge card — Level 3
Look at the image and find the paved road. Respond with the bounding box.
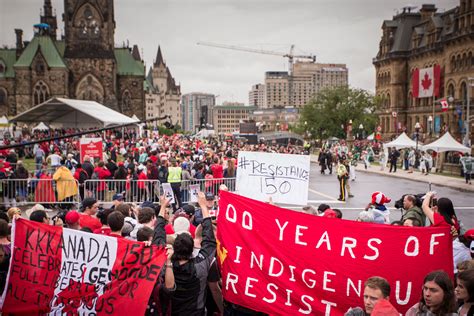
[299,162,474,228]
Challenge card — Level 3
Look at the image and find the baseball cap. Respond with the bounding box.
[112,193,124,201]
[182,204,195,216]
[65,211,80,226]
[205,192,215,201]
[322,209,337,218]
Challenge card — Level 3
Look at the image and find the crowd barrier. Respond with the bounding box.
[83,179,162,203]
[0,178,80,207]
[0,177,237,207]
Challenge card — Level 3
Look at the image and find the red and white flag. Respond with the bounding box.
[412,65,441,98]
[440,98,449,112]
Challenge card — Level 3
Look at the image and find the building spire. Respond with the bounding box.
[132,45,141,61]
[40,0,57,39]
[154,46,165,67]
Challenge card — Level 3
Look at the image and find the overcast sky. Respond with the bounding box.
[1,0,458,104]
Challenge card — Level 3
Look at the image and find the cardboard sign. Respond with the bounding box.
[80,138,103,163]
[161,183,175,204]
[0,219,166,315]
[236,151,310,205]
[189,184,200,203]
[217,191,453,315]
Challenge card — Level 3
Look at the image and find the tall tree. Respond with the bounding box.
[300,86,381,140]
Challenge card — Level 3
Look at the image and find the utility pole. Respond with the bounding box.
[465,77,474,147]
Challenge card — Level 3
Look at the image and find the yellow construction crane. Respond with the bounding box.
[196,41,316,75]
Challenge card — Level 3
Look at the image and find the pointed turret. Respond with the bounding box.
[132,45,141,61]
[154,46,165,67]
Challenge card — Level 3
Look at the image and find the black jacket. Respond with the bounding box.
[153,216,216,316]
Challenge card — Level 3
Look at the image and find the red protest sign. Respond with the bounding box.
[216,191,453,315]
[1,219,166,315]
[80,138,103,163]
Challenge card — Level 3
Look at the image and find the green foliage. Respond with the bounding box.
[300,86,381,140]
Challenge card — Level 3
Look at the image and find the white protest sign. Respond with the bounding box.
[161,183,176,204]
[236,151,310,205]
[189,184,200,203]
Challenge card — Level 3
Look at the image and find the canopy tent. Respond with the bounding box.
[32,122,49,131]
[0,116,9,127]
[422,132,471,153]
[131,114,139,121]
[383,132,420,149]
[367,133,374,141]
[10,98,139,128]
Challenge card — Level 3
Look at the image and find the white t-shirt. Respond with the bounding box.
[49,154,62,166]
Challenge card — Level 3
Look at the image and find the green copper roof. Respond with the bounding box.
[114,48,145,76]
[55,40,66,57]
[0,49,17,78]
[14,36,66,68]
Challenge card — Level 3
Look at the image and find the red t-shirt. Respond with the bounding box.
[93,227,112,236]
[79,214,102,232]
[433,212,460,236]
[211,164,223,179]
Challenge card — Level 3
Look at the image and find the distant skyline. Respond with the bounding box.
[0,0,458,104]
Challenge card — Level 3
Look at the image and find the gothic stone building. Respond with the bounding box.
[373,1,473,142]
[0,0,146,119]
[144,46,181,126]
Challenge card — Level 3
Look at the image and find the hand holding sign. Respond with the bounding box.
[161,183,175,205]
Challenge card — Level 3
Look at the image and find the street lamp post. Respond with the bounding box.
[427,116,433,136]
[358,124,364,140]
[415,122,421,152]
[464,78,474,147]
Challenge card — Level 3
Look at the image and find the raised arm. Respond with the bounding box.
[152,195,170,246]
[421,191,435,224]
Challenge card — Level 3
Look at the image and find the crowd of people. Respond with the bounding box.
[0,130,472,315]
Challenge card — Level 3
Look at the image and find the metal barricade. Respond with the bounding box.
[0,178,80,207]
[84,179,161,204]
[180,177,236,204]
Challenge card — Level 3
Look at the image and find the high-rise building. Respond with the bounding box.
[181,93,215,132]
[213,105,256,134]
[373,2,474,142]
[264,62,348,108]
[248,84,266,108]
[144,46,181,126]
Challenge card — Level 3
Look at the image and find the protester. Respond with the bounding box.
[406,270,457,315]
[455,269,474,315]
[345,276,393,315]
[78,197,102,231]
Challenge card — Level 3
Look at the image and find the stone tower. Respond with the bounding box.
[62,0,118,110]
[40,0,58,39]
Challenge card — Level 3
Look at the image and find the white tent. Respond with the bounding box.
[10,98,140,128]
[367,133,374,141]
[422,132,471,153]
[384,132,420,149]
[0,116,8,126]
[32,122,49,131]
[131,114,139,121]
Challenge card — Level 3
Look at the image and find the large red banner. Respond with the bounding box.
[0,219,166,315]
[217,191,453,315]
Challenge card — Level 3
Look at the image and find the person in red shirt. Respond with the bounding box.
[210,157,223,194]
[422,192,460,238]
[107,211,125,238]
[79,198,102,232]
[137,165,148,201]
[94,161,111,201]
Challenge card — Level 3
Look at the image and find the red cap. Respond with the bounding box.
[118,162,124,167]
[464,229,474,240]
[65,211,80,225]
[323,209,337,218]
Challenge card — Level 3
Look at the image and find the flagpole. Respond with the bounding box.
[432,95,435,138]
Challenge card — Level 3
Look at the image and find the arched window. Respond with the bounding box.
[460,82,467,103]
[76,74,104,102]
[33,81,49,105]
[450,56,456,72]
[409,92,413,107]
[74,4,102,39]
[386,93,391,108]
[0,88,7,105]
[121,90,132,113]
[469,52,473,68]
[447,83,455,99]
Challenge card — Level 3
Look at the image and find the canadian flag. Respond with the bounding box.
[412,65,441,98]
[440,98,449,112]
